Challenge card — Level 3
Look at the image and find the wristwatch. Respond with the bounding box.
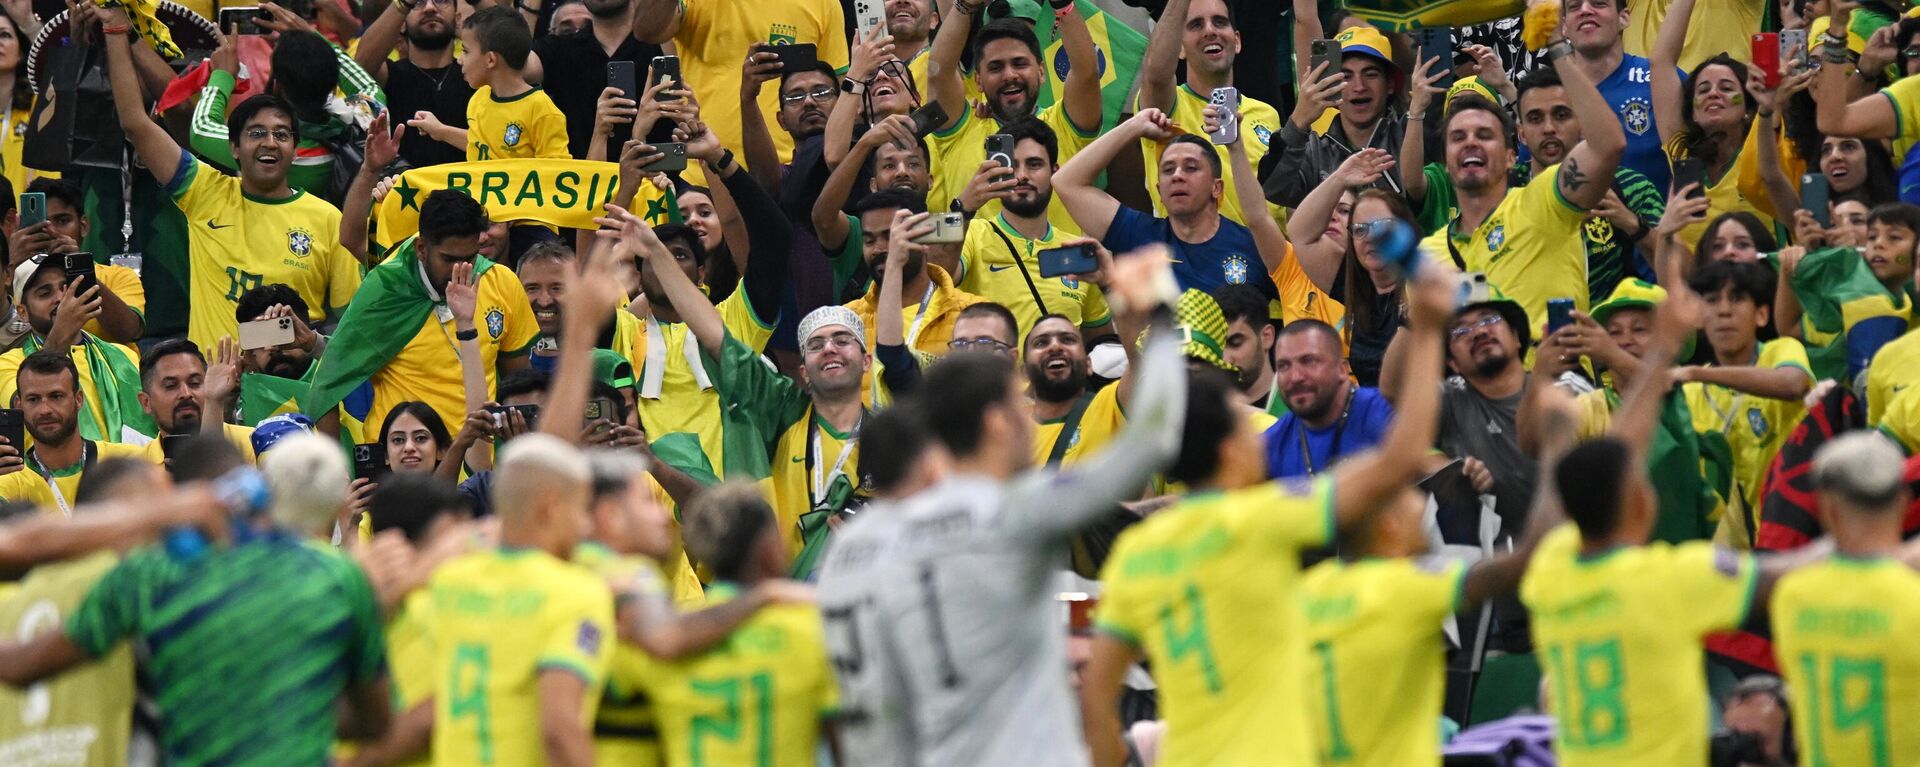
[714,148,737,173]
[1544,39,1574,61]
[841,77,867,96]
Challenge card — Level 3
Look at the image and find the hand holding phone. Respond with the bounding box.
[768,43,819,74]
[1752,32,1781,88]
[218,7,267,35]
[1207,87,1239,145]
[608,61,639,102]
[1801,173,1832,227]
[1037,243,1100,279]
[17,192,44,229]
[650,55,683,101]
[641,142,689,172]
[238,316,298,350]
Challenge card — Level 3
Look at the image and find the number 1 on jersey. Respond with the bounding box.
[1798,652,1890,767]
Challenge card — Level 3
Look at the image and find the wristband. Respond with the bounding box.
[841,77,866,95]
[455,328,479,341]
[1544,39,1574,61]
[714,148,737,172]
[101,24,130,35]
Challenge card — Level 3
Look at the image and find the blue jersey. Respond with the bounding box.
[1264,386,1395,479]
[1596,54,1677,196]
[1102,207,1279,299]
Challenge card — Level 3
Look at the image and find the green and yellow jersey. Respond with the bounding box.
[1683,338,1812,545]
[630,286,776,479]
[957,215,1113,340]
[368,264,539,434]
[1420,164,1587,335]
[1772,555,1920,767]
[929,103,1094,237]
[465,86,571,162]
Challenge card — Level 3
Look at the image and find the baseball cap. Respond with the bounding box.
[984,0,1047,25]
[592,349,635,390]
[11,256,63,308]
[1335,25,1397,69]
[1589,278,1666,327]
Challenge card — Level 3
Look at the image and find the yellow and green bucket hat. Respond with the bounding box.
[1175,289,1239,374]
[1590,278,1667,327]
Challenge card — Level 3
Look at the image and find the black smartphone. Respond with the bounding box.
[486,404,543,429]
[1801,173,1832,228]
[1414,27,1456,90]
[584,397,616,423]
[219,6,267,35]
[17,192,44,229]
[985,134,1015,169]
[64,253,97,297]
[352,442,389,480]
[1037,244,1099,279]
[650,55,682,101]
[608,61,638,102]
[1672,159,1708,201]
[0,409,21,455]
[1546,297,1575,335]
[641,142,688,172]
[160,434,194,464]
[768,43,819,74]
[909,102,949,137]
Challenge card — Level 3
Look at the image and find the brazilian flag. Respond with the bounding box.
[1030,4,1149,130]
[1788,246,1913,386]
[1345,0,1525,30]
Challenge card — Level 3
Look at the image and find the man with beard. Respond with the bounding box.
[137,339,260,465]
[0,260,155,445]
[521,0,663,158]
[0,354,153,510]
[357,0,478,168]
[1261,23,1411,207]
[6,179,146,345]
[1137,0,1283,226]
[1414,36,1627,338]
[518,242,572,374]
[1264,319,1395,479]
[812,113,934,295]
[843,199,987,405]
[1025,242,1149,469]
[235,285,325,382]
[1212,284,1276,410]
[955,118,1112,339]
[923,9,1103,232]
[740,58,841,188]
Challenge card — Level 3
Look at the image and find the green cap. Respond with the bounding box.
[592,349,636,390]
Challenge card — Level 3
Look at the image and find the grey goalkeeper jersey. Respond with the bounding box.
[873,325,1189,767]
[816,506,918,766]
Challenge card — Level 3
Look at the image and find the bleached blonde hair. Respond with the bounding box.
[261,433,350,535]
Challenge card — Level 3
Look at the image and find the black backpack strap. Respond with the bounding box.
[1045,392,1097,466]
[986,219,1053,317]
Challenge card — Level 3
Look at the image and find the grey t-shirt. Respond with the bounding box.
[816,507,917,765]
[1436,375,1535,538]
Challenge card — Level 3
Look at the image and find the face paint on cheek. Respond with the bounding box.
[1726,91,1743,105]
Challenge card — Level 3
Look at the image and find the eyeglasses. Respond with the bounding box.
[803,331,862,354]
[781,85,837,105]
[1904,46,1920,60]
[243,127,296,143]
[948,337,1013,354]
[1448,314,1505,339]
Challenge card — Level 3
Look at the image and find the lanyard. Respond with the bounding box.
[29,441,96,517]
[806,410,865,509]
[1297,384,1355,477]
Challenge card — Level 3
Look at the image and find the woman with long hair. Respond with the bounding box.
[1653,0,1774,247]
[1337,189,1418,387]
[0,8,43,196]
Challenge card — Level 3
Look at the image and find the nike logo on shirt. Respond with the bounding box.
[208,220,233,230]
[989,264,1016,272]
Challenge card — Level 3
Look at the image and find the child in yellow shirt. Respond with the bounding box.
[410,6,569,161]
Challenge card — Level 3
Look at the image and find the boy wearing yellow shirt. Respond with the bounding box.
[412,6,569,161]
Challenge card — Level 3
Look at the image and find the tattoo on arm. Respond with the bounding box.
[1559,156,1589,196]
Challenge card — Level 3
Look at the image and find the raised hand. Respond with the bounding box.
[446,261,479,330]
[848,23,898,82]
[1331,147,1396,187]
[742,43,787,98]
[200,335,243,412]
[1125,108,1177,142]
[958,159,1016,214]
[1290,61,1345,128]
[365,110,404,173]
[1406,54,1450,116]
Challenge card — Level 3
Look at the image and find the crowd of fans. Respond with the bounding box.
[0,0,1912,763]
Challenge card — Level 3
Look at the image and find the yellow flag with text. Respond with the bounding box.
[373,159,625,249]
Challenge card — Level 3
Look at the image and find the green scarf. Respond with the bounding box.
[302,237,496,417]
[22,333,155,442]
[1607,387,1724,544]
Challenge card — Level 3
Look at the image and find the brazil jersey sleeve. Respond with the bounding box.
[1879,386,1920,454]
[717,280,777,353]
[64,551,155,657]
[484,267,541,356]
[1038,102,1099,160]
[525,91,573,160]
[536,580,616,686]
[1880,75,1920,141]
[168,153,227,209]
[1661,541,1758,634]
[324,240,364,315]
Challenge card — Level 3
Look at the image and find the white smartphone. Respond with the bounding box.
[237,316,296,350]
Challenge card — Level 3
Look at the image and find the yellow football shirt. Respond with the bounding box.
[1772,556,1920,767]
[1269,239,1346,330]
[167,155,362,352]
[1520,525,1757,767]
[1302,557,1466,767]
[929,102,1095,237]
[1866,327,1920,427]
[1421,163,1589,333]
[1668,142,1776,249]
[845,265,986,406]
[673,0,850,163]
[635,583,840,767]
[465,86,571,162]
[759,412,858,555]
[0,441,154,511]
[1683,338,1811,536]
[1877,385,1920,454]
[1624,0,1764,71]
[1095,477,1336,767]
[1144,84,1285,227]
[138,423,259,465]
[368,264,540,435]
[84,264,145,340]
[420,547,615,767]
[336,589,433,767]
[0,342,141,447]
[574,542,674,767]
[957,215,1113,340]
[1031,381,1125,467]
[629,286,776,478]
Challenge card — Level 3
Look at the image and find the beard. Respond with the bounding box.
[585,0,631,18]
[1287,382,1342,423]
[265,351,313,380]
[406,22,455,51]
[165,403,204,435]
[1025,361,1087,403]
[1471,347,1513,378]
[27,415,75,446]
[1004,187,1051,218]
[871,255,924,289]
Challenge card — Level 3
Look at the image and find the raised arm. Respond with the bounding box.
[689,122,789,325]
[101,8,189,188]
[740,43,787,189]
[342,112,403,265]
[1815,4,1900,139]
[828,26,898,168]
[540,238,626,442]
[1209,104,1291,274]
[1265,61,1342,207]
[815,116,916,250]
[629,0,683,44]
[1056,110,1175,241]
[1773,246,1807,338]
[926,0,973,132]
[1550,41,1627,209]
[1326,267,1453,529]
[1053,3,1103,134]
[1136,0,1193,114]
[605,205,728,356]
[1287,149,1392,292]
[1650,0,1694,150]
[1399,56,1447,204]
[1612,282,1701,459]
[353,0,407,85]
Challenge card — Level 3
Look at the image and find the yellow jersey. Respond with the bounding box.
[1877,385,1920,454]
[1422,163,1589,333]
[635,583,840,767]
[0,441,154,512]
[466,86,570,162]
[84,263,145,340]
[673,0,850,163]
[420,547,615,767]
[1270,239,1346,329]
[929,102,1094,236]
[1144,84,1285,227]
[629,286,776,478]
[0,342,141,447]
[957,215,1113,340]
[1624,0,1765,70]
[1669,143,1776,250]
[336,589,434,767]
[1095,477,1336,767]
[844,265,986,406]
[1866,327,1920,427]
[759,411,860,555]
[1683,338,1811,542]
[1772,556,1920,767]
[368,263,539,435]
[1031,382,1126,467]
[139,423,259,465]
[1520,525,1757,767]
[574,542,676,767]
[167,154,362,352]
[1301,557,1466,767]
[0,104,54,197]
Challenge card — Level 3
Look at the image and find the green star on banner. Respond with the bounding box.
[394,179,421,211]
[372,159,626,249]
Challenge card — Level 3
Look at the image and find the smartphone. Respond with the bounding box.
[985,134,1015,169]
[1208,87,1239,145]
[607,61,638,103]
[853,0,886,33]
[912,212,967,245]
[769,43,819,75]
[238,316,297,350]
[584,397,616,423]
[278,0,314,17]
[1751,33,1781,88]
[218,6,267,35]
[1672,158,1708,201]
[1037,244,1099,279]
[352,442,389,480]
[160,435,195,473]
[64,253,97,297]
[1414,27,1456,90]
[909,102,949,137]
[0,409,21,455]
[1310,39,1341,103]
[1801,173,1832,227]
[487,403,543,429]
[17,192,44,229]
[649,55,682,101]
[1780,28,1809,72]
[641,142,688,172]
[1546,297,1576,335]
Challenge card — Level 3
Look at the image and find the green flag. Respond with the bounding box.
[1789,246,1912,384]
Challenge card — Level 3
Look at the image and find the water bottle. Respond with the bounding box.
[164,468,273,562]
[1355,217,1421,276]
